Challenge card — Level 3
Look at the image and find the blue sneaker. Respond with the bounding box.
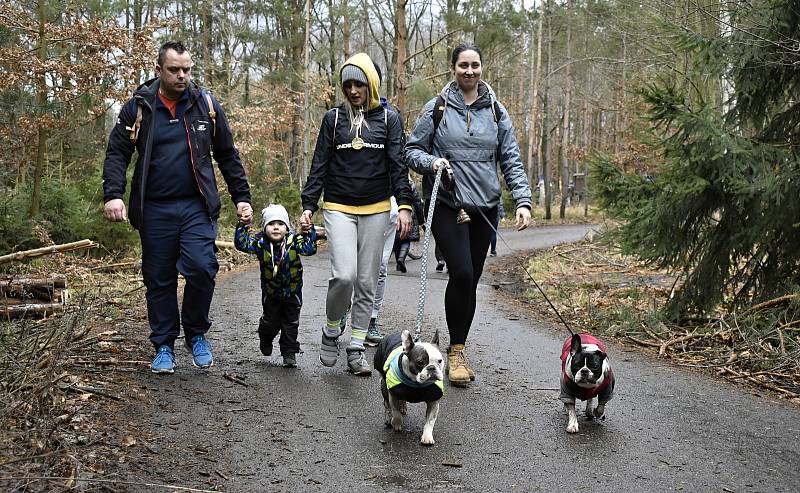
[151,346,176,374]
[186,335,214,368]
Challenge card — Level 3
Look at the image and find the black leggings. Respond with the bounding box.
[431,203,497,346]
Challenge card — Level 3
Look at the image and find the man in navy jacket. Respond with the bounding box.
[102,41,252,374]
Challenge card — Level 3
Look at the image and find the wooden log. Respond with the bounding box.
[0,276,67,301]
[215,240,235,249]
[0,301,64,318]
[0,239,97,265]
[0,275,67,289]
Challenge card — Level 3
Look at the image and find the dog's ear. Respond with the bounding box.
[431,328,440,347]
[401,330,414,352]
[570,334,583,355]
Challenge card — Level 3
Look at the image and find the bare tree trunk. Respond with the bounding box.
[394,0,409,114]
[559,0,572,219]
[301,0,312,187]
[342,0,351,58]
[543,1,553,220]
[203,2,214,88]
[31,0,48,216]
[526,9,543,188]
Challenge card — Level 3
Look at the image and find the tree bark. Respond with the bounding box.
[559,0,572,219]
[302,0,312,186]
[526,9,543,188]
[31,0,49,216]
[394,0,409,114]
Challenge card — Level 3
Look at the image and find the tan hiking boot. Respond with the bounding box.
[447,345,470,387]
[462,350,476,381]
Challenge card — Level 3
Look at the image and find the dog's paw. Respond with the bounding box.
[593,408,605,419]
[566,422,579,434]
[391,416,403,432]
[420,433,435,446]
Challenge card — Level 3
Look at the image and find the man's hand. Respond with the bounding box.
[299,210,313,234]
[103,199,127,222]
[515,207,531,231]
[397,209,412,240]
[237,202,253,225]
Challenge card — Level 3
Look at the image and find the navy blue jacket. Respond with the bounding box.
[103,78,250,230]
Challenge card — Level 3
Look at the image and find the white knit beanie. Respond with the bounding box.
[260,204,290,231]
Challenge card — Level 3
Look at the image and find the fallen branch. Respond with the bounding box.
[0,240,97,265]
[215,240,235,249]
[719,367,799,397]
[67,385,122,401]
[744,294,800,314]
[659,333,707,356]
[223,372,248,387]
[89,261,137,272]
[626,335,661,348]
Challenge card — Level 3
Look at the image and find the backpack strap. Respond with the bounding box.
[432,94,504,136]
[330,107,339,155]
[126,99,143,144]
[202,90,216,139]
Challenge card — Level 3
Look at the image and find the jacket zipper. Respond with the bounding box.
[183,98,211,218]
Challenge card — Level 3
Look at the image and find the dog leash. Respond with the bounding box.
[413,166,445,342]
[460,189,576,336]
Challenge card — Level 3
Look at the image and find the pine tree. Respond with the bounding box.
[591,0,800,318]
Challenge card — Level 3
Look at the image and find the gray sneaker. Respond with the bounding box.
[364,318,384,347]
[320,327,342,367]
[346,347,372,376]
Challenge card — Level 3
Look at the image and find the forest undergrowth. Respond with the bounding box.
[494,232,800,404]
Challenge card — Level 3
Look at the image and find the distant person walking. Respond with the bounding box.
[489,200,505,256]
[300,52,413,375]
[405,43,532,386]
[102,41,252,374]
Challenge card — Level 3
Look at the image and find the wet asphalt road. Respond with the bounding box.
[131,224,800,492]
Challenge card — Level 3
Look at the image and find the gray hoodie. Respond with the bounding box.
[404,81,532,212]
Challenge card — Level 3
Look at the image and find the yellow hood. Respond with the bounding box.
[340,53,381,111]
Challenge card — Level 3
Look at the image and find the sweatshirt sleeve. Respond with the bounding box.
[102,99,138,203]
[495,101,532,210]
[301,109,336,213]
[210,95,251,206]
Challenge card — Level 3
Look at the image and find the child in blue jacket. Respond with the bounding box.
[235,204,317,367]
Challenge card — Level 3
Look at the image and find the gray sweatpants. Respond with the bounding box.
[323,209,390,331]
[372,200,399,320]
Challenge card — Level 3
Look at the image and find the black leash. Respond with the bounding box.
[461,191,576,336]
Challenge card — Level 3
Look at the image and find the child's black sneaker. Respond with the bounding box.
[282,354,297,368]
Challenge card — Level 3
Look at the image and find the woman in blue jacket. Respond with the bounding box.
[405,43,532,386]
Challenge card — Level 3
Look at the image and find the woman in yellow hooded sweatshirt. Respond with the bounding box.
[300,53,412,375]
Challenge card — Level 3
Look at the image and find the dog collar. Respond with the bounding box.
[389,351,440,389]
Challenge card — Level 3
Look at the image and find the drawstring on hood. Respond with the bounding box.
[437,80,497,130]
